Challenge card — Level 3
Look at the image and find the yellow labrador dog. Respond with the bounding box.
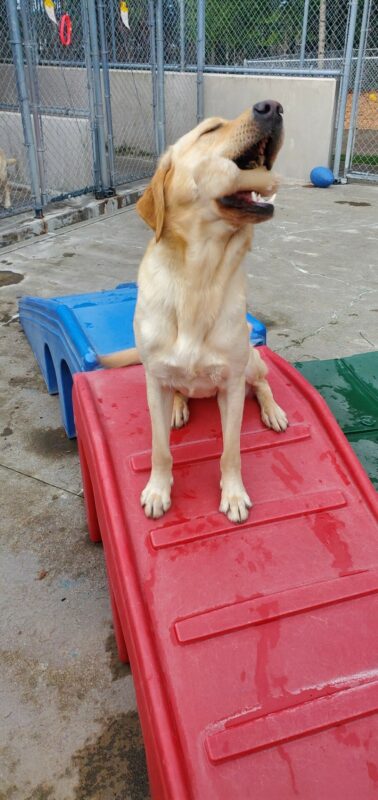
[102,101,288,523]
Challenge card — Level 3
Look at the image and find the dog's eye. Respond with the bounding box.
[201,123,223,136]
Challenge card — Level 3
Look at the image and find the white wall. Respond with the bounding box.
[109,69,155,151]
[203,73,337,182]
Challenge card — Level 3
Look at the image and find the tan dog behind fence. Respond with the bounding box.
[100,101,288,523]
[0,150,16,210]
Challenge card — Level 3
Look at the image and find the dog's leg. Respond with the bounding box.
[246,347,288,432]
[171,392,189,429]
[141,374,174,518]
[4,184,11,210]
[218,377,252,523]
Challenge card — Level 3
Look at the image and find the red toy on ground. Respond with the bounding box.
[73,346,378,800]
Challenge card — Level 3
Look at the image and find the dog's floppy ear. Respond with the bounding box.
[136,150,172,242]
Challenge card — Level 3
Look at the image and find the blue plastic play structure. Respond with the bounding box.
[19,283,267,438]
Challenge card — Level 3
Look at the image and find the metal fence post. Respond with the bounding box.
[6,0,43,217]
[155,0,166,154]
[109,0,117,63]
[81,0,101,194]
[96,0,116,189]
[197,0,205,122]
[19,0,47,207]
[86,0,112,196]
[148,0,159,156]
[299,0,310,69]
[333,0,359,180]
[179,0,185,71]
[344,0,372,176]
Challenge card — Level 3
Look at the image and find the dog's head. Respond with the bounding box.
[137,101,283,241]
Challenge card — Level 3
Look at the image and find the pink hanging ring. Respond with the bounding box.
[59,14,72,47]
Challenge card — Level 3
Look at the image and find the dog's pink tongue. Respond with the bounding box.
[234,191,254,205]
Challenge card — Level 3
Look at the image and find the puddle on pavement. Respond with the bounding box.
[72,712,150,800]
[27,427,77,458]
[105,631,131,682]
[334,201,371,207]
[0,270,24,286]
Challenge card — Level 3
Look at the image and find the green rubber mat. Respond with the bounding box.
[295,351,378,490]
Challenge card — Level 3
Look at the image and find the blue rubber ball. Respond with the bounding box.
[310,166,334,188]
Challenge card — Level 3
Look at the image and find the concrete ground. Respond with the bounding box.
[0,182,146,250]
[0,182,377,800]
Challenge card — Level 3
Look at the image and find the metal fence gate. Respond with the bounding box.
[0,0,377,220]
[101,0,157,185]
[0,0,160,218]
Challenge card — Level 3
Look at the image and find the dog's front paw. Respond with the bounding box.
[220,482,252,524]
[171,393,189,429]
[261,401,288,433]
[141,478,172,519]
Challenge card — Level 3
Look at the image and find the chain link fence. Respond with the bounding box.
[0,0,33,215]
[348,0,378,176]
[102,0,157,185]
[0,0,159,218]
[162,0,198,144]
[0,0,377,220]
[0,0,96,216]
[26,0,94,204]
[194,0,350,74]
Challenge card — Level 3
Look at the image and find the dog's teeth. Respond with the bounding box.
[251,191,276,205]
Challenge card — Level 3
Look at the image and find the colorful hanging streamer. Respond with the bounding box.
[44,0,58,25]
[120,1,130,30]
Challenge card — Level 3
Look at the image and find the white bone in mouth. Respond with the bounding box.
[251,191,277,205]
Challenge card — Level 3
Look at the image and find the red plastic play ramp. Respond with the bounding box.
[73,346,378,800]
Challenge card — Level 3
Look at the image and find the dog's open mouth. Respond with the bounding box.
[234,135,275,172]
[219,135,277,217]
[219,188,276,216]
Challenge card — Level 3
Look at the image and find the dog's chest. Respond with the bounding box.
[150,335,231,396]
[136,249,250,395]
[137,296,249,396]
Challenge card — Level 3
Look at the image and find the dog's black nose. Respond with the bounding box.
[253,100,283,121]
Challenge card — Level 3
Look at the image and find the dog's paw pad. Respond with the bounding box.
[220,487,252,524]
[261,403,288,433]
[141,483,171,518]
[171,395,190,429]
